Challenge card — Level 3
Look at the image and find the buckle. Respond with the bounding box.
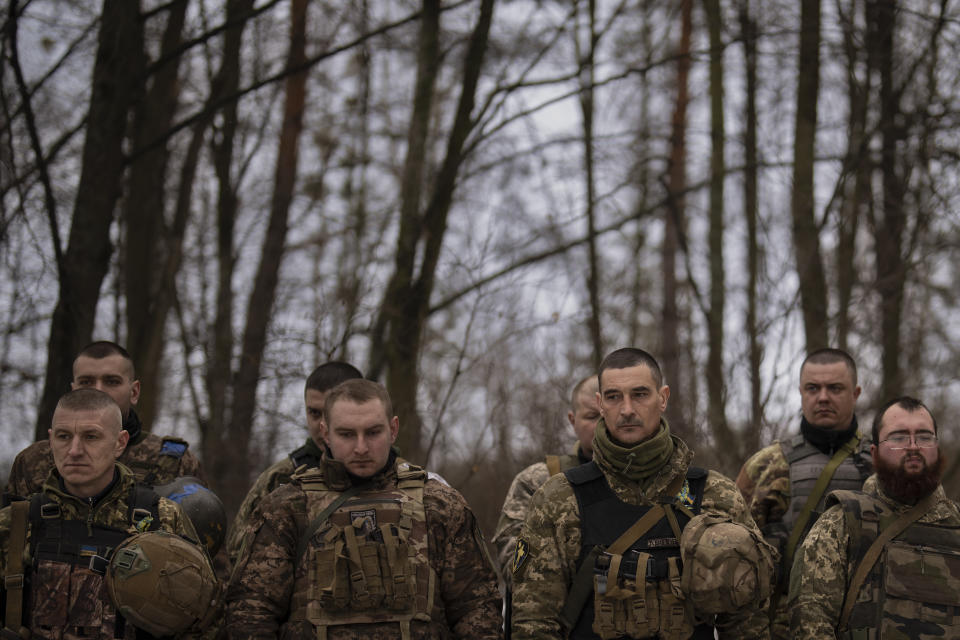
[40,503,61,519]
[4,573,24,589]
[88,555,109,575]
[131,508,152,523]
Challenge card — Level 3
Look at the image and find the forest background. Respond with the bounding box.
[3,0,960,537]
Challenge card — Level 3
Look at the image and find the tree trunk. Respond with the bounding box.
[123,0,189,429]
[219,0,310,512]
[739,0,763,453]
[702,0,733,460]
[35,0,144,440]
[790,0,829,351]
[374,0,495,461]
[662,0,692,439]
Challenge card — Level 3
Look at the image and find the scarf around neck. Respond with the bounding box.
[592,418,674,484]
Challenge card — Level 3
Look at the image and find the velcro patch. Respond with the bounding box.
[160,440,188,457]
[512,538,530,575]
[675,479,695,507]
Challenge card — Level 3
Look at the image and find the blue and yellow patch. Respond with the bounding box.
[512,538,530,575]
[675,479,695,507]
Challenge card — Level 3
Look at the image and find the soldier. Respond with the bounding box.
[0,389,217,639]
[789,395,960,638]
[512,348,774,639]
[493,374,600,583]
[736,348,872,636]
[5,341,204,497]
[226,379,502,639]
[224,361,363,563]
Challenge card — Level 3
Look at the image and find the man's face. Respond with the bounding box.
[597,365,669,445]
[798,361,860,430]
[305,389,328,446]
[71,354,140,418]
[568,386,601,456]
[49,407,128,497]
[873,405,939,476]
[322,398,398,478]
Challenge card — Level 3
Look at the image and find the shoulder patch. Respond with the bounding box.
[512,538,531,576]
[675,478,695,507]
[160,439,188,458]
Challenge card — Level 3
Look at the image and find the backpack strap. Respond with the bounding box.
[130,484,161,531]
[3,500,29,636]
[545,455,562,477]
[838,490,939,631]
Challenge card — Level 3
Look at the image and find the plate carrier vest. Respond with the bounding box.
[287,462,440,640]
[830,490,960,639]
[563,461,714,640]
[3,485,160,640]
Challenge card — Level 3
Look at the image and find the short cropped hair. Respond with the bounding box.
[305,361,363,394]
[598,348,663,388]
[871,395,938,444]
[75,341,136,379]
[54,389,123,432]
[570,375,598,411]
[324,379,393,423]
[801,348,857,386]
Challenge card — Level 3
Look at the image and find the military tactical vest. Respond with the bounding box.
[830,490,960,639]
[12,486,160,640]
[287,462,440,640]
[779,434,872,539]
[289,442,322,470]
[564,462,713,640]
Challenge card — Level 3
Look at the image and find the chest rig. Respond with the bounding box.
[289,463,439,640]
[830,490,960,640]
[562,462,713,640]
[3,485,160,640]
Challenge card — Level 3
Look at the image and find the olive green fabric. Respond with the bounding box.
[592,419,674,487]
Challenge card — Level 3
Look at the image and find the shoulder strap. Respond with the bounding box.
[838,490,939,631]
[784,432,863,570]
[130,484,161,531]
[545,455,561,477]
[563,460,604,485]
[4,500,29,635]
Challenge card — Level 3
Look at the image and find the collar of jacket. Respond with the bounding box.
[42,462,136,509]
[124,408,144,445]
[800,414,859,455]
[319,448,399,491]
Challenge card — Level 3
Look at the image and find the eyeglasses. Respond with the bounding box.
[879,433,938,449]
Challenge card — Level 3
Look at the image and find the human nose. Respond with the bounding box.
[621,396,635,416]
[354,436,369,454]
[67,435,84,456]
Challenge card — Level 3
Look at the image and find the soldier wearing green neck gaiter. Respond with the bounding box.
[592,418,674,487]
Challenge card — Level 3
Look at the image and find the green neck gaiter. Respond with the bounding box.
[592,418,674,484]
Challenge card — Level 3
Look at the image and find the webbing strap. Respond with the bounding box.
[784,432,862,569]
[295,484,366,565]
[545,455,561,477]
[4,501,29,635]
[838,491,939,631]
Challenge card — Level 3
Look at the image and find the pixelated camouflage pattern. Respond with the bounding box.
[225,456,297,563]
[225,455,502,639]
[0,463,199,640]
[5,431,205,499]
[788,482,960,639]
[493,445,584,586]
[512,436,770,639]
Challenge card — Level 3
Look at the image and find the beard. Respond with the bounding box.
[873,450,944,503]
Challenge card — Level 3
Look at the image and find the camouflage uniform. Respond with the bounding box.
[5,409,204,498]
[512,433,769,639]
[226,452,502,639]
[737,430,871,637]
[0,463,199,639]
[493,444,588,584]
[788,479,960,639]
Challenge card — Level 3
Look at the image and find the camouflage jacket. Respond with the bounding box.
[225,453,503,639]
[736,442,791,531]
[5,411,204,498]
[225,456,297,564]
[0,463,198,640]
[493,444,587,585]
[787,481,960,639]
[511,437,769,640]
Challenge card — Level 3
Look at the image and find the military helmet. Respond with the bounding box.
[153,476,226,556]
[106,530,220,636]
[679,514,777,615]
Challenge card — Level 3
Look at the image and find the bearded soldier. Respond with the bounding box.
[226,379,502,639]
[494,374,600,584]
[5,341,204,498]
[512,348,774,640]
[789,396,960,638]
[225,361,363,564]
[0,389,216,639]
[736,348,872,637]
